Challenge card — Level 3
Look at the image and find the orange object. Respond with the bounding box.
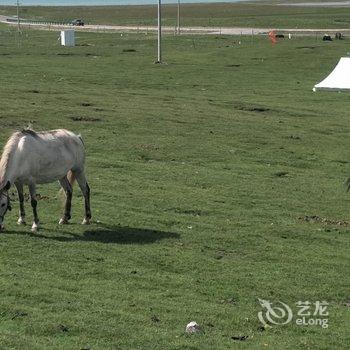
[268,30,277,44]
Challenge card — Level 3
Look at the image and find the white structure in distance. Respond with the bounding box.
[313,57,350,91]
[60,30,75,47]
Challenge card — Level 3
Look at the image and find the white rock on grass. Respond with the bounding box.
[186,321,200,333]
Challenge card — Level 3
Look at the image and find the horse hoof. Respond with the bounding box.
[82,218,90,225]
[17,218,26,225]
[31,225,38,233]
[59,218,69,225]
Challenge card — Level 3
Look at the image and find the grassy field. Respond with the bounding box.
[0,25,349,349]
[1,2,350,28]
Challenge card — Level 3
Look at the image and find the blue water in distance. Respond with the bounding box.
[1,0,251,6]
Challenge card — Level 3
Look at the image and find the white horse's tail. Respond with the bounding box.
[77,134,85,146]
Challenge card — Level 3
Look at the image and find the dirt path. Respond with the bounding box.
[1,15,349,35]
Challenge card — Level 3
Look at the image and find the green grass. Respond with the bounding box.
[1,2,350,28]
[0,26,349,349]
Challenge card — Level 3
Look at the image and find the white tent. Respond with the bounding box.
[313,57,350,91]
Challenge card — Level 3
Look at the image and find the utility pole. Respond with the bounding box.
[16,0,21,33]
[177,0,180,35]
[156,0,162,63]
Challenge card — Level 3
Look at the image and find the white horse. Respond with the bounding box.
[0,129,91,232]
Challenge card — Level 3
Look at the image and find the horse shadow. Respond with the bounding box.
[9,222,180,244]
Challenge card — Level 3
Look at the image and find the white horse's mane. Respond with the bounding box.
[0,131,25,188]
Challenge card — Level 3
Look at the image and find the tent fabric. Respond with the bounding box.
[313,57,350,91]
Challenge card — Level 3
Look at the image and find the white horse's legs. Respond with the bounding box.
[74,171,91,225]
[15,182,26,225]
[28,183,39,232]
[58,176,73,225]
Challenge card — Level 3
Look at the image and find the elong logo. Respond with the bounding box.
[258,299,329,328]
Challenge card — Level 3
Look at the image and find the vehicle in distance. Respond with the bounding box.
[71,19,84,26]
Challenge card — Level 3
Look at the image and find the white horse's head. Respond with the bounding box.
[0,181,11,230]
